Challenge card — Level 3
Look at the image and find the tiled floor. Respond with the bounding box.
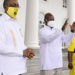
[23,49,69,75]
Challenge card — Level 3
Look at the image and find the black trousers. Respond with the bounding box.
[1,73,3,75]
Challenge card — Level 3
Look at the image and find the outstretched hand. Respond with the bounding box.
[62,19,68,31]
[65,19,68,25]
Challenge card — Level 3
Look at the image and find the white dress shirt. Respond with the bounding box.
[0,13,27,75]
[39,25,74,70]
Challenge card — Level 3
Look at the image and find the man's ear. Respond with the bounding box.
[44,19,45,22]
[4,5,8,12]
[44,19,47,22]
[44,19,48,25]
[73,22,75,24]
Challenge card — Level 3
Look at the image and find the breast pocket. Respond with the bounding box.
[5,29,14,46]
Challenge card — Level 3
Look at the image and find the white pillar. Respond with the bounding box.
[68,0,75,25]
[0,0,4,13]
[17,0,27,40]
[25,0,39,49]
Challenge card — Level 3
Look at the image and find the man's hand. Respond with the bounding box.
[62,19,68,31]
[68,62,73,69]
[71,22,75,32]
[23,48,35,59]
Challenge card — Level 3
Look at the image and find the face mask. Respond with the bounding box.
[7,7,18,18]
[47,21,55,28]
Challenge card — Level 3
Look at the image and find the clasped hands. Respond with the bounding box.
[23,48,35,59]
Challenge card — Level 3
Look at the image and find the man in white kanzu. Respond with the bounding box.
[39,13,75,75]
[0,0,35,75]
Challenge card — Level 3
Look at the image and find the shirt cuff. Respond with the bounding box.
[18,50,24,56]
[17,46,28,56]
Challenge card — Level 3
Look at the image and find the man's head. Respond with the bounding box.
[44,13,55,27]
[71,22,75,32]
[71,22,75,28]
[3,0,19,18]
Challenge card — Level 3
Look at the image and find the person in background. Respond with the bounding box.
[68,22,75,75]
[0,0,35,75]
[39,13,75,75]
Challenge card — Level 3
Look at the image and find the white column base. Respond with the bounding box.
[26,42,40,49]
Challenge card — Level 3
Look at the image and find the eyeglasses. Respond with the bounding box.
[8,4,19,8]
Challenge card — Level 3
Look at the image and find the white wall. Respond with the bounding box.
[39,0,67,29]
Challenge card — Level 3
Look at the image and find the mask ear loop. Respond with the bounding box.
[46,19,47,22]
[44,19,48,22]
[44,19,48,25]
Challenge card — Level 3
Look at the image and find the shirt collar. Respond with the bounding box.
[44,25,53,30]
[2,13,16,21]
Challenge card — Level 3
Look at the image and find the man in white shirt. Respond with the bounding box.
[0,0,35,75]
[39,13,75,75]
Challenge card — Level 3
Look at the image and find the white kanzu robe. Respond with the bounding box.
[0,13,27,75]
[39,25,74,70]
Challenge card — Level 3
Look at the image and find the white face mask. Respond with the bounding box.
[47,21,55,28]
